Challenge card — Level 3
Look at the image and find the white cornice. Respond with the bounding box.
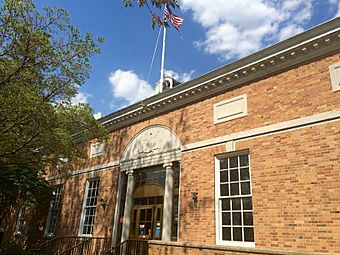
[182,109,340,152]
[53,110,340,180]
[47,160,119,180]
[73,18,340,141]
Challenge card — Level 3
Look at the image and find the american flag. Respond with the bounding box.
[164,4,184,30]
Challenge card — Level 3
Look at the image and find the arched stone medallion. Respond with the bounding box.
[120,125,181,171]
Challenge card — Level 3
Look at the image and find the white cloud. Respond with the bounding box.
[278,24,304,41]
[181,0,314,60]
[71,92,92,105]
[108,69,154,105]
[164,69,195,82]
[329,0,340,17]
[93,112,103,120]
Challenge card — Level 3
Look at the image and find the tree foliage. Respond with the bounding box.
[0,165,52,227]
[122,0,180,28]
[0,0,106,222]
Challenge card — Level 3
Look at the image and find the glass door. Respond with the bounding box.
[153,205,163,240]
[137,207,154,239]
[130,204,163,240]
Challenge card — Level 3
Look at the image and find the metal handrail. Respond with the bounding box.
[104,239,128,255]
[104,239,148,255]
[58,237,110,255]
[30,236,108,255]
[30,236,61,251]
[58,237,91,255]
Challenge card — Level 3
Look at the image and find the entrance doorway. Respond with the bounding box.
[131,203,163,240]
[130,183,164,240]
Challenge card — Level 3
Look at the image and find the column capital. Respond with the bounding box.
[126,169,134,176]
[163,162,173,169]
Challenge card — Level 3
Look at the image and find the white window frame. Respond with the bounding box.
[14,207,26,235]
[329,62,340,92]
[44,185,63,237]
[78,178,100,237]
[90,142,105,158]
[215,150,255,247]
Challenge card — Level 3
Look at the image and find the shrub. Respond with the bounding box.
[0,243,28,255]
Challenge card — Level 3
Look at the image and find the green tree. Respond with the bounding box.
[123,0,181,28]
[0,0,106,226]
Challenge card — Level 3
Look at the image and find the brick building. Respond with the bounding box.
[7,18,340,254]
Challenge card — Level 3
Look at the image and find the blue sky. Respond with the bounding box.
[35,0,340,117]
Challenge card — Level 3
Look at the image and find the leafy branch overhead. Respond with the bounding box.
[123,0,181,29]
[0,0,106,221]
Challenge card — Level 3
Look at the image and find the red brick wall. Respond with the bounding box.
[32,52,340,253]
[148,241,333,255]
[56,168,119,239]
[177,121,340,253]
[72,53,340,171]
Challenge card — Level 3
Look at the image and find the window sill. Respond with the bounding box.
[217,240,255,248]
[78,234,92,238]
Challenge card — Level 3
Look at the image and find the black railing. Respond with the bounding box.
[31,236,87,255]
[58,238,91,255]
[30,236,110,255]
[104,239,148,255]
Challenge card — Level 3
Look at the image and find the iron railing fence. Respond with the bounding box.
[30,236,110,255]
[104,239,148,255]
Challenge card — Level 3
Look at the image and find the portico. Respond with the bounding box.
[112,125,181,245]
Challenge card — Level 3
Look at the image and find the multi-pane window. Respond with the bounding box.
[134,168,165,190]
[79,179,100,236]
[45,186,63,236]
[216,152,254,246]
[172,195,179,240]
[15,207,26,234]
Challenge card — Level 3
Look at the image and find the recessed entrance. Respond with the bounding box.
[130,183,165,240]
[114,126,182,246]
[131,199,163,240]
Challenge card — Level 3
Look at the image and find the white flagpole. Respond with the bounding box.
[160,23,167,93]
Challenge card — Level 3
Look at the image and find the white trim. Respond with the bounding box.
[214,157,220,245]
[78,180,90,237]
[96,23,339,131]
[78,178,100,237]
[48,110,339,180]
[218,241,255,248]
[120,125,182,172]
[215,153,255,247]
[44,185,63,237]
[226,141,235,152]
[183,109,340,152]
[14,207,25,235]
[329,62,340,92]
[111,172,123,246]
[47,161,119,180]
[120,150,181,172]
[177,162,182,242]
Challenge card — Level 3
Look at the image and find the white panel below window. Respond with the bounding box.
[90,142,105,158]
[214,94,247,124]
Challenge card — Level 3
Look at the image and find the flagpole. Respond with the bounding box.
[160,23,166,93]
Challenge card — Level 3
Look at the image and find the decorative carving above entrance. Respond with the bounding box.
[120,125,181,171]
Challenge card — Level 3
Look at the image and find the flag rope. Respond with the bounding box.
[147,26,162,83]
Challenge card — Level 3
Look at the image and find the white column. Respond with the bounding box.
[121,170,134,243]
[111,172,123,247]
[162,162,174,241]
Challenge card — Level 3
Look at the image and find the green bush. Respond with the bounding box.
[0,243,29,255]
